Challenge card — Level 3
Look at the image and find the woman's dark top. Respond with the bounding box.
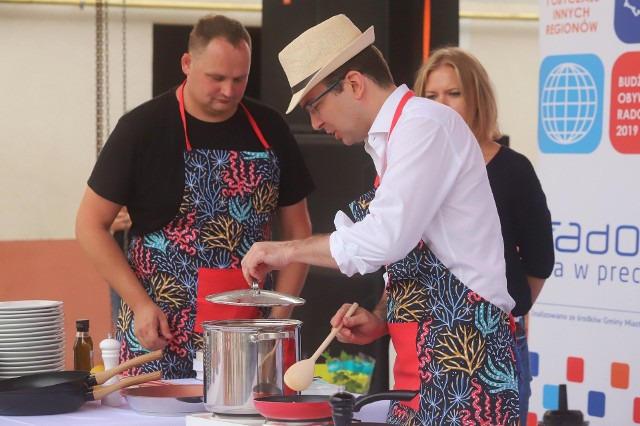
[486,145,555,316]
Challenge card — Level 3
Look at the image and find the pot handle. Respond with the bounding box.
[252,331,296,341]
[353,390,419,412]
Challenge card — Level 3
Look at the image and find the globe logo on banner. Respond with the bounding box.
[538,54,604,153]
[541,63,597,144]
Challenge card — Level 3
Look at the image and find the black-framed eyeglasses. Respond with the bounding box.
[302,79,342,116]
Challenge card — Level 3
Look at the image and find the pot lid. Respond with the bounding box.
[206,281,305,307]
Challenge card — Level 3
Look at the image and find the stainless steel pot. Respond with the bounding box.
[202,319,301,415]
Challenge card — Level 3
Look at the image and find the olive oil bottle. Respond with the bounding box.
[73,319,94,371]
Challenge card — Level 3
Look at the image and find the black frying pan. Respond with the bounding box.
[0,349,163,415]
[0,371,161,415]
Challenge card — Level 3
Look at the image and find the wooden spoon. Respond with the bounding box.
[284,303,359,392]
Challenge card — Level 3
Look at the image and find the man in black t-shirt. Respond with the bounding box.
[76,14,314,378]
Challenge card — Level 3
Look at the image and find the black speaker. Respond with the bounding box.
[261,0,426,133]
[429,1,460,51]
[260,1,317,132]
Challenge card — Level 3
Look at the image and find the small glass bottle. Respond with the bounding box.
[73,319,94,371]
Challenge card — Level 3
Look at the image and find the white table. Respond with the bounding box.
[1,399,182,426]
[0,399,389,425]
[0,380,390,425]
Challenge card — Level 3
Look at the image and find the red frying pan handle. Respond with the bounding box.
[91,350,163,385]
[89,371,163,401]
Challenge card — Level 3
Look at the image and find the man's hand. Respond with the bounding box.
[241,241,292,285]
[330,303,388,345]
[242,235,337,286]
[132,300,173,351]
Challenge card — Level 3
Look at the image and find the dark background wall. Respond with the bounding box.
[152,0,459,394]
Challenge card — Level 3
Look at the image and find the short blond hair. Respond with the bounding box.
[414,47,500,143]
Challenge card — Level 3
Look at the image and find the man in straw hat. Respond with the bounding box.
[242,14,520,424]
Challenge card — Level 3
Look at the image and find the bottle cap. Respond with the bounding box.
[76,319,90,332]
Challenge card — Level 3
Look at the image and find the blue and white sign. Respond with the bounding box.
[538,54,604,154]
[533,2,640,426]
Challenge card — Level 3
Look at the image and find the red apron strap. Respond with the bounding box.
[239,102,270,149]
[177,80,192,151]
[376,90,414,187]
[389,90,414,137]
[178,82,271,152]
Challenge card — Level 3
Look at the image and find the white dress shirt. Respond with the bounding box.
[329,85,515,313]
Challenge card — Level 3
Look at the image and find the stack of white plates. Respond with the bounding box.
[0,300,65,380]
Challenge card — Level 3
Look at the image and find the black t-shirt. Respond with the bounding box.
[486,146,555,316]
[88,88,315,235]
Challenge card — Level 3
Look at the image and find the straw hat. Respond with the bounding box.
[278,14,375,113]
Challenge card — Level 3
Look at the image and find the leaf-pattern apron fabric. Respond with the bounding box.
[117,82,279,379]
[349,190,520,426]
[347,90,520,425]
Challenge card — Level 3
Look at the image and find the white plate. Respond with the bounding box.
[0,321,64,330]
[0,362,66,373]
[0,306,63,315]
[0,348,63,358]
[0,342,64,352]
[0,338,65,349]
[0,312,64,322]
[0,332,65,344]
[0,301,63,312]
[0,319,64,330]
[0,329,66,339]
[0,367,65,375]
[0,356,65,367]
[0,356,65,370]
[0,324,64,335]
[0,359,64,374]
[0,353,65,362]
[0,308,64,319]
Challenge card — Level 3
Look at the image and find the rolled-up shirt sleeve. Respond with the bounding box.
[329,212,373,276]
[329,102,465,277]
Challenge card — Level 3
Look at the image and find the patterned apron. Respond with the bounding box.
[117,82,279,379]
[348,91,520,425]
